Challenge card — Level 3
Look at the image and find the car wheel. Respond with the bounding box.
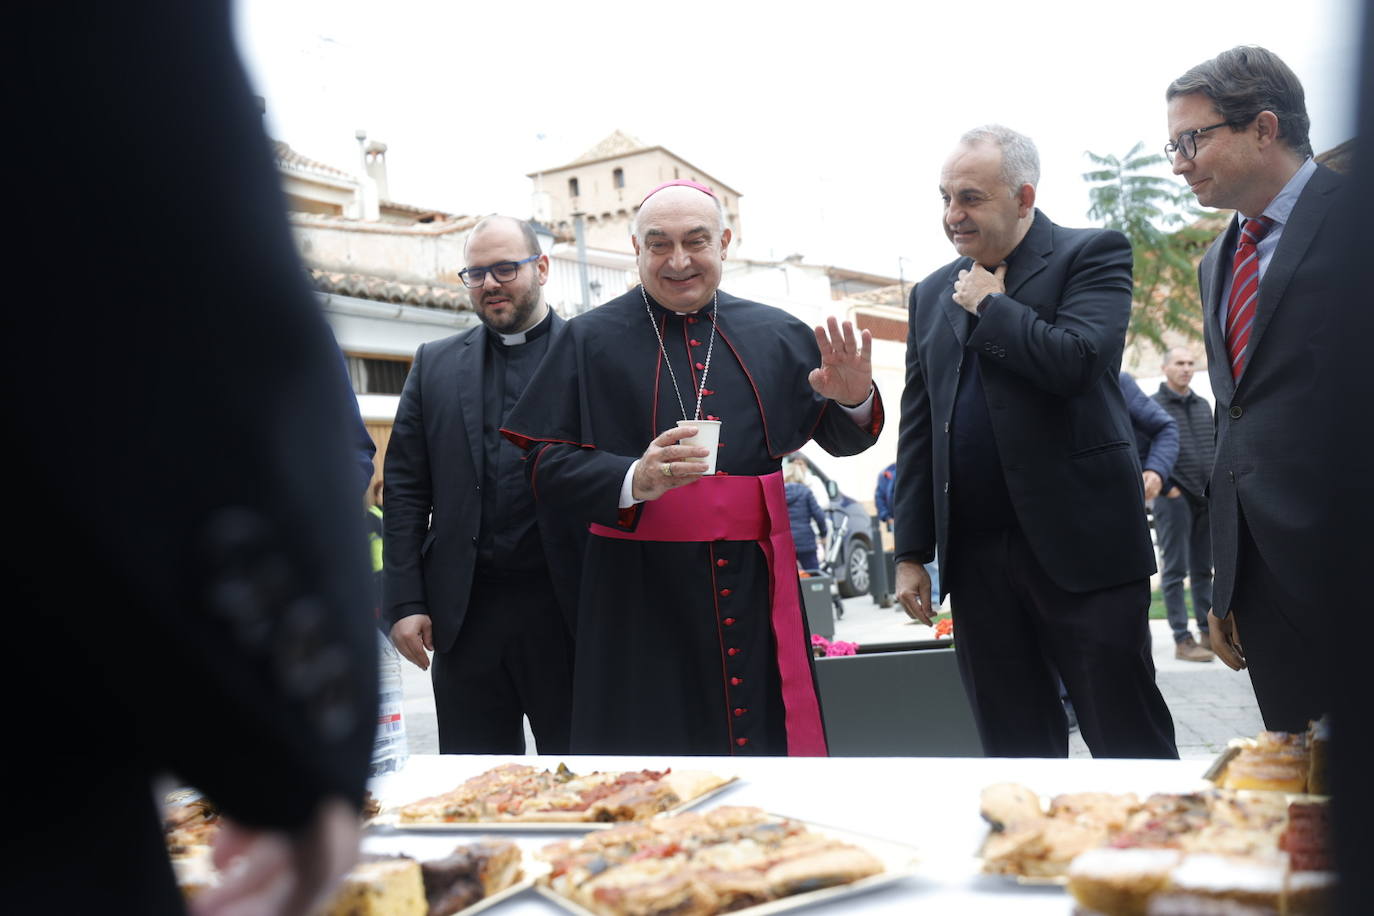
[836,538,871,598]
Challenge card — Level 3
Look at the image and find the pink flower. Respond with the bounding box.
[826,641,859,657]
[811,634,831,648]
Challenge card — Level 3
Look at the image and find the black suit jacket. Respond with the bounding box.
[895,210,1155,594]
[8,2,377,909]
[1199,164,1345,617]
[383,315,584,651]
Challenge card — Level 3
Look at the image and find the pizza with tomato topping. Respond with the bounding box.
[538,806,885,916]
[397,763,730,825]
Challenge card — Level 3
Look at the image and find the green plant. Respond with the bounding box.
[1084,143,1214,352]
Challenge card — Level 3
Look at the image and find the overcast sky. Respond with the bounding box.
[234,0,1361,280]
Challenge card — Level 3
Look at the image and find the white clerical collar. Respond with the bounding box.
[496,309,551,346]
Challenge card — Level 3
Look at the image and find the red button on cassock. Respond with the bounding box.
[730,677,743,686]
[688,316,698,324]
[734,708,745,717]
[727,647,739,656]
[717,558,728,567]
[720,588,732,597]
[736,737,749,747]
[694,362,705,370]
[723,617,736,626]
[690,339,701,347]
[707,415,719,421]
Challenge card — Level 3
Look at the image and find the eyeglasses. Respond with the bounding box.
[1165,121,1231,163]
[458,254,540,289]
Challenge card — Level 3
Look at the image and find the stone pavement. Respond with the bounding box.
[396,591,1264,761]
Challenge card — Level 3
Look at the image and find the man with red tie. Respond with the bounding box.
[1166,46,1345,730]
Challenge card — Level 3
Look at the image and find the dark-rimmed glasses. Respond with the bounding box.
[459,254,540,289]
[1165,121,1231,163]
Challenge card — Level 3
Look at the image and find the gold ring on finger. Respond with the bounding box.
[662,462,673,477]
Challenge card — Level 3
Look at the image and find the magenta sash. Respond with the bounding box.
[589,472,828,756]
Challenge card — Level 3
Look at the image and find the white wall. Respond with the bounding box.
[321,293,478,422]
[293,219,470,286]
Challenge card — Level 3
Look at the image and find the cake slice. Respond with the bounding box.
[316,854,426,916]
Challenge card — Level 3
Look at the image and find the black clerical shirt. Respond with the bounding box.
[477,311,552,572]
[949,313,1016,533]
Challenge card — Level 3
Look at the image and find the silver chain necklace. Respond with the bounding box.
[641,286,718,422]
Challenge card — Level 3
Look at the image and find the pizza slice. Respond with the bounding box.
[540,807,885,916]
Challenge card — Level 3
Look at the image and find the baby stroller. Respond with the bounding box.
[820,506,849,619]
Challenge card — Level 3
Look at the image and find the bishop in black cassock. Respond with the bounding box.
[504,181,881,756]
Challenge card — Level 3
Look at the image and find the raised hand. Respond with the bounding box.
[808,316,873,406]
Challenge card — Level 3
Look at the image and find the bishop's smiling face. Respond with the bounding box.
[633,186,731,313]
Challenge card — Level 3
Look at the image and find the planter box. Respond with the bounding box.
[799,574,834,640]
[816,647,982,757]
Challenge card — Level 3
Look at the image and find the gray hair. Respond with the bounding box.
[959,124,1041,194]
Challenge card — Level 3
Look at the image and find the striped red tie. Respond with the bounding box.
[1224,216,1275,379]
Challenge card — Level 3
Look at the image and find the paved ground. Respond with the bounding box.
[395,591,1264,761]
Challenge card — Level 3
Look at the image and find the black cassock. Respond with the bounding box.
[503,288,882,755]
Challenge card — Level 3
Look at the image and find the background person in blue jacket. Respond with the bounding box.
[1119,371,1178,504]
[875,462,897,531]
[784,459,829,573]
[877,462,941,603]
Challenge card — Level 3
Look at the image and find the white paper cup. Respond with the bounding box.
[676,419,721,476]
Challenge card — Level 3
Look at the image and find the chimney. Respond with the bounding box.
[354,129,390,202]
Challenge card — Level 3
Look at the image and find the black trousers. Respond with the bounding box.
[1153,489,1214,642]
[1232,517,1330,732]
[431,566,574,754]
[947,525,1178,759]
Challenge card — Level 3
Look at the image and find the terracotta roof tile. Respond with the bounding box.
[309,268,471,312]
[289,211,478,236]
[1315,138,1353,174]
[570,130,646,165]
[273,141,354,181]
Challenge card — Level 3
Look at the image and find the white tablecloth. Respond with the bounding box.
[363,753,1212,914]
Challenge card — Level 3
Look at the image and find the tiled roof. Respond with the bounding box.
[848,284,906,307]
[273,141,354,182]
[1316,138,1353,174]
[379,198,455,221]
[309,268,471,311]
[290,211,478,236]
[571,130,646,164]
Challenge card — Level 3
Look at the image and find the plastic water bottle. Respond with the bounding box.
[370,632,409,776]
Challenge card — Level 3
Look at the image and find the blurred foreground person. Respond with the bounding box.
[1328,12,1374,911]
[5,2,378,913]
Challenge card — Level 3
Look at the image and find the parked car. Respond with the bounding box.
[786,455,873,599]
